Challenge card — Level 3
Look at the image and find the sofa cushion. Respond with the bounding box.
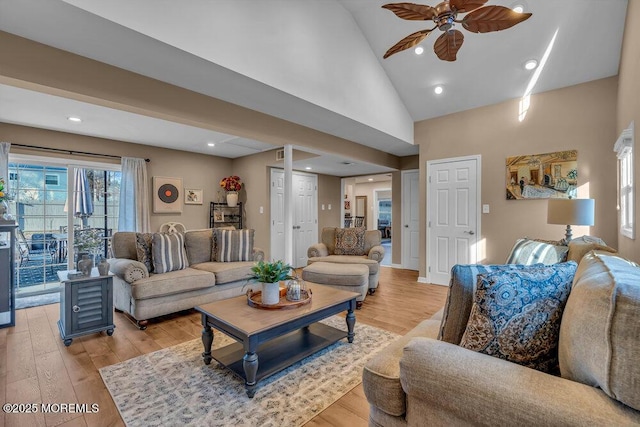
[363,310,443,417]
[505,238,568,265]
[214,229,254,262]
[321,227,337,254]
[184,229,213,265]
[130,268,215,300]
[191,261,254,285]
[566,235,616,263]
[135,232,154,273]
[439,264,537,345]
[334,227,366,255]
[152,232,189,273]
[307,255,379,275]
[211,226,237,261]
[111,231,138,260]
[559,252,640,411]
[459,262,576,373]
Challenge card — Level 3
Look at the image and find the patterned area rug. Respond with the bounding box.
[100,316,398,426]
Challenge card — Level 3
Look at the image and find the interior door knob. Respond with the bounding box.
[464,230,475,235]
[404,224,409,228]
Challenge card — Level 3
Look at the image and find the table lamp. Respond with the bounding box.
[547,198,595,242]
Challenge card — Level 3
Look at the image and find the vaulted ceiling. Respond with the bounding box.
[0,0,628,175]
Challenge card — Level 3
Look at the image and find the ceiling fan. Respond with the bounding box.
[382,0,532,61]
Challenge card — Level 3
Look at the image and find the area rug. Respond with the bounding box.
[100,316,398,427]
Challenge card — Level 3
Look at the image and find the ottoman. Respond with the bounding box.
[302,262,369,309]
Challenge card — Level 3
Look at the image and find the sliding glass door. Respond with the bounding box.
[8,157,121,297]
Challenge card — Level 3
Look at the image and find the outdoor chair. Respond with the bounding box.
[17,229,56,266]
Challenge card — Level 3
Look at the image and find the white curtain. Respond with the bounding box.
[0,142,10,193]
[119,157,150,232]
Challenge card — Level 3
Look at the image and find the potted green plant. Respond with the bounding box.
[250,260,293,305]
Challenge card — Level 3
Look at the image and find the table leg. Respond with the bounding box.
[201,317,213,365]
[243,351,259,398]
[346,303,356,343]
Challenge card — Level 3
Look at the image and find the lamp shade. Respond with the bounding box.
[547,198,595,226]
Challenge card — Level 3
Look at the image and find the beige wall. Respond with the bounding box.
[1,123,232,231]
[616,0,640,262]
[416,77,619,277]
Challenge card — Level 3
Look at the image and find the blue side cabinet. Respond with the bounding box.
[57,270,115,346]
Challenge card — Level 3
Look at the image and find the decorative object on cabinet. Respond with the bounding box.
[185,188,203,205]
[210,202,243,229]
[220,176,242,207]
[57,269,115,346]
[152,176,183,213]
[506,150,578,200]
[0,222,17,328]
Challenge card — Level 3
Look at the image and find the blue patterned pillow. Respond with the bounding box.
[459,262,577,373]
[439,263,542,345]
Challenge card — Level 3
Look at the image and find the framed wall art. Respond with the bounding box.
[153,176,183,213]
[185,188,203,205]
[506,150,578,200]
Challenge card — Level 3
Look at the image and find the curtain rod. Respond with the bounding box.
[11,143,151,162]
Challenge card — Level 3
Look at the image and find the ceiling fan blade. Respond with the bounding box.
[449,0,488,13]
[462,5,532,33]
[383,29,434,59]
[433,30,464,61]
[382,3,438,20]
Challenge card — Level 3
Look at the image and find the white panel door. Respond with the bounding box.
[270,169,285,262]
[428,157,479,285]
[402,170,420,270]
[293,173,318,268]
[271,170,317,267]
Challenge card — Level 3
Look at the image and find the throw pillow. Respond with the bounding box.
[215,229,254,262]
[135,232,154,273]
[459,262,577,373]
[211,225,236,261]
[438,263,538,345]
[151,232,189,274]
[334,227,366,255]
[505,238,568,265]
[566,236,617,263]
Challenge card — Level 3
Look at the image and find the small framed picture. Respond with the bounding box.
[213,210,225,222]
[185,188,203,205]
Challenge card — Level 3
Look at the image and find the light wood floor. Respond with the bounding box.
[1,267,449,427]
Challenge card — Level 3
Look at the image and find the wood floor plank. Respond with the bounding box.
[5,267,448,426]
[6,330,37,384]
[5,375,46,427]
[34,351,81,426]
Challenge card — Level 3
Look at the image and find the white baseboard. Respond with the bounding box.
[381,263,412,269]
[417,276,449,287]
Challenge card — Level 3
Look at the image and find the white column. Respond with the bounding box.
[284,144,293,265]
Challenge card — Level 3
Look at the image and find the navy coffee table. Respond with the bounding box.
[196,284,358,398]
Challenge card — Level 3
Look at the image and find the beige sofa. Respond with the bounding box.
[363,251,640,426]
[307,227,384,293]
[109,229,263,329]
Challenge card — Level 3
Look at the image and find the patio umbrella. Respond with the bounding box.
[74,168,93,227]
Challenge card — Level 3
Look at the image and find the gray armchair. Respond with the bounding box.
[307,227,384,293]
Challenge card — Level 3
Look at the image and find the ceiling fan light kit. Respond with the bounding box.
[382,0,532,61]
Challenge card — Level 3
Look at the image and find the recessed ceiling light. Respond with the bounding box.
[305,167,312,170]
[414,46,424,55]
[368,178,374,181]
[67,116,82,123]
[434,85,444,95]
[512,5,524,13]
[524,59,538,70]
[207,142,215,147]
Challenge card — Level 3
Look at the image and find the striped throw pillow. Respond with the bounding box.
[152,232,189,273]
[215,229,254,262]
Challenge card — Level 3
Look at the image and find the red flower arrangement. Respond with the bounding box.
[220,175,242,192]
